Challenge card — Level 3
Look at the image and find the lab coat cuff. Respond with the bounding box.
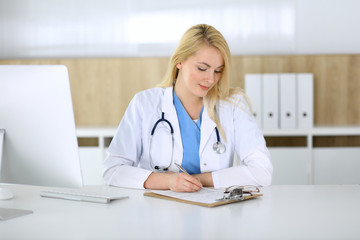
[211,171,221,188]
[211,166,260,188]
[110,165,153,190]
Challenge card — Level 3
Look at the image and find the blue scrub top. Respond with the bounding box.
[173,91,203,174]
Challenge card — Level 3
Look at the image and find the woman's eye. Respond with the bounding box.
[215,70,223,74]
[198,67,207,71]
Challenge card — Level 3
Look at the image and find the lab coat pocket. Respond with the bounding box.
[201,143,223,172]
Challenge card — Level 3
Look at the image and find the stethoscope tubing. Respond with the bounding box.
[149,112,225,171]
[151,112,174,135]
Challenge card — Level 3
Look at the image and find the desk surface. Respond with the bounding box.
[1,184,360,240]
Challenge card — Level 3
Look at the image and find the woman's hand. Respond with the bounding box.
[144,172,202,192]
[167,172,203,192]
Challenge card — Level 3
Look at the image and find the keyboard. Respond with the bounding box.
[40,190,128,204]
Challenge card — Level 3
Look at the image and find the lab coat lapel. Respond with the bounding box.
[199,106,216,156]
[162,87,183,154]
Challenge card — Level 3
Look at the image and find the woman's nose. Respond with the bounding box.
[205,71,215,83]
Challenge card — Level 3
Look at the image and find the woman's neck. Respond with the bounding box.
[174,86,203,120]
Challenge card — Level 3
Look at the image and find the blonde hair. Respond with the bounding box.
[158,24,245,141]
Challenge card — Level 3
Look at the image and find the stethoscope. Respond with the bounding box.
[149,112,226,171]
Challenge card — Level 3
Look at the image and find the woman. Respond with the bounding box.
[103,24,273,192]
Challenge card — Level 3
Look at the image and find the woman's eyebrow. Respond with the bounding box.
[197,62,225,69]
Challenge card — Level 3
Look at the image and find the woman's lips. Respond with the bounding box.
[200,85,210,91]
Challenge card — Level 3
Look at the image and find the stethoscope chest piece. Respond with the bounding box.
[213,141,226,154]
[213,126,226,154]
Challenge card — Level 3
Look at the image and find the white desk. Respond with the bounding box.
[1,184,360,240]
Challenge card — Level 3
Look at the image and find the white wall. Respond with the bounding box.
[296,0,360,54]
[0,0,359,58]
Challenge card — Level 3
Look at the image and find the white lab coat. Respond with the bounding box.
[103,87,273,189]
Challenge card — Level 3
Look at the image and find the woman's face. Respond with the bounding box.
[175,45,224,99]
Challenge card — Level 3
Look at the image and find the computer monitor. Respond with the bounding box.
[0,65,83,188]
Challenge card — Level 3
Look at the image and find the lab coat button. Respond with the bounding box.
[203,163,207,166]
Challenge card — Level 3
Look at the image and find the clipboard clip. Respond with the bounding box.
[216,185,260,202]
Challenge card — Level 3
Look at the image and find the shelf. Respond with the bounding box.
[76,126,360,139]
[76,126,117,138]
[263,126,360,136]
[75,126,360,185]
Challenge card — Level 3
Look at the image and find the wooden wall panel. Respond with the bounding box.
[231,55,360,125]
[0,58,169,126]
[1,54,360,126]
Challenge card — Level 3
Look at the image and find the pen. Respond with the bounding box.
[174,163,189,175]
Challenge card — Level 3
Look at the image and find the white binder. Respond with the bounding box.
[262,74,279,129]
[297,73,314,128]
[245,74,262,128]
[279,74,297,129]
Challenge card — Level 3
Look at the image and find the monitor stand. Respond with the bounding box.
[0,129,12,200]
[0,129,4,174]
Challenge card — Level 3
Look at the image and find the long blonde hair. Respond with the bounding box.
[158,24,243,141]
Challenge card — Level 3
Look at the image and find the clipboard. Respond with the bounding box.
[144,187,262,208]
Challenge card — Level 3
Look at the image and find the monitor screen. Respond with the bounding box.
[0,65,83,188]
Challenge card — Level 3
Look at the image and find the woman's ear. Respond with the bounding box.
[176,62,182,69]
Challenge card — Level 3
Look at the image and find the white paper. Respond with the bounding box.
[151,188,225,204]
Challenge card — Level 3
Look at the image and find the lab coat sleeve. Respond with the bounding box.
[103,93,152,189]
[212,96,273,188]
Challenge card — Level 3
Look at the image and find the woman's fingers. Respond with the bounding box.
[170,173,202,192]
[181,173,203,189]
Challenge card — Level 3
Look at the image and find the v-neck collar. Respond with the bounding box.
[173,90,204,129]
